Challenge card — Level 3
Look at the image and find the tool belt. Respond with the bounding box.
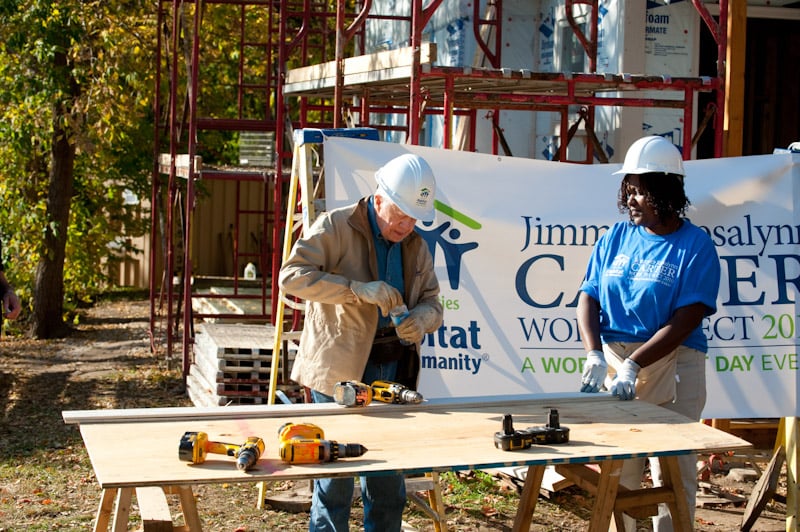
[369,327,413,363]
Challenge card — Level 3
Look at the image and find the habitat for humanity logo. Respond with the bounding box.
[416,199,480,289]
[415,187,432,210]
[416,199,486,376]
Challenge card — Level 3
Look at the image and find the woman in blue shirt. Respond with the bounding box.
[578,136,720,532]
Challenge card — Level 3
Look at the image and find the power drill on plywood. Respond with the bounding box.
[178,431,265,471]
[277,422,368,464]
[333,380,424,407]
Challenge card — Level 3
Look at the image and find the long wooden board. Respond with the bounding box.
[71,395,751,490]
[284,43,437,94]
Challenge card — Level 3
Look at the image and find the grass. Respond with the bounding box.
[0,447,98,530]
[0,363,178,530]
[0,296,598,531]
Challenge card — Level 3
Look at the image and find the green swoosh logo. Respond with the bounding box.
[434,200,482,230]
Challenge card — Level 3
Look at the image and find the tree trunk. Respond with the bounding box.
[31,53,78,339]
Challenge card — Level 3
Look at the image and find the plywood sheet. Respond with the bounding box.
[74,395,751,489]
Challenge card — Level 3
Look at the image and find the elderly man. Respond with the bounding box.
[279,153,443,532]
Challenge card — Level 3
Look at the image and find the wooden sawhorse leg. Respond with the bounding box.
[587,459,624,532]
[111,487,133,532]
[405,472,448,532]
[512,465,546,532]
[425,472,447,532]
[93,485,203,531]
[93,488,118,532]
[556,457,692,532]
[160,485,203,531]
[656,456,691,531]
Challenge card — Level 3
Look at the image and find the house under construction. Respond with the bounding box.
[147,0,800,402]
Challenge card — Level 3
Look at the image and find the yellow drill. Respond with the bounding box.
[333,380,424,407]
[277,422,368,464]
[371,380,424,404]
[178,431,265,471]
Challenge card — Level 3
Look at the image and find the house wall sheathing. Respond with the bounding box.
[149,0,729,375]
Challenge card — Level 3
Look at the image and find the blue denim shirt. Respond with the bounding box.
[367,196,405,328]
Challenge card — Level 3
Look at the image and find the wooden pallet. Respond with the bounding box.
[189,323,299,406]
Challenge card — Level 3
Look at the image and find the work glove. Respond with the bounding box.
[350,280,403,317]
[580,350,608,393]
[395,304,440,345]
[608,358,641,401]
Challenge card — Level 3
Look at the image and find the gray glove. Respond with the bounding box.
[609,358,641,401]
[395,305,440,345]
[395,312,424,345]
[580,350,607,393]
[350,280,402,316]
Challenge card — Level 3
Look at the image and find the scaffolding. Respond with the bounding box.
[149,0,730,376]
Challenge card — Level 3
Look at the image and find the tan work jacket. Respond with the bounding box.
[279,197,443,396]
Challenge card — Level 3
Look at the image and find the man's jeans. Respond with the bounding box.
[308,361,406,532]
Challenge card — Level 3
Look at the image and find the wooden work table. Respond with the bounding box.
[63,393,751,531]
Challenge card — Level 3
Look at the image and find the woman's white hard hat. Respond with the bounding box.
[613,135,685,177]
[375,154,437,222]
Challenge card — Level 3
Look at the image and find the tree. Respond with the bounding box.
[0,0,155,337]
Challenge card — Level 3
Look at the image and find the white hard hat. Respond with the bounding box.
[375,154,437,222]
[613,135,685,177]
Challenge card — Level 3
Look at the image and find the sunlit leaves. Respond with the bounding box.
[0,0,156,323]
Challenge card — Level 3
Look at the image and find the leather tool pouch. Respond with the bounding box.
[370,328,412,363]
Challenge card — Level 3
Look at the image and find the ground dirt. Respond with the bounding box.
[0,296,790,531]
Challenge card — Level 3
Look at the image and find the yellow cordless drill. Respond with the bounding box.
[277,422,368,464]
[370,380,424,404]
[178,431,265,471]
[333,380,424,407]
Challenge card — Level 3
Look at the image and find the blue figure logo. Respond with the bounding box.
[416,202,480,290]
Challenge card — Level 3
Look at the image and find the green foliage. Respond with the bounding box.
[0,0,361,326]
[0,0,156,319]
[439,470,520,516]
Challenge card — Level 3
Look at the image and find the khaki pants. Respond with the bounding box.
[604,343,707,532]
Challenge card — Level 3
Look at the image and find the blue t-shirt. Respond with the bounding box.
[579,220,720,353]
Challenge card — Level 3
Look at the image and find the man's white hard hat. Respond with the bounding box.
[375,154,437,222]
[613,135,685,177]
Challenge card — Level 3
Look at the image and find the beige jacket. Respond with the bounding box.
[279,197,443,396]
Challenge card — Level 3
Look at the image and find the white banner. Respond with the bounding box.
[323,136,800,419]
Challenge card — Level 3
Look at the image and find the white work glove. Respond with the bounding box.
[580,350,608,393]
[608,358,641,401]
[350,280,403,317]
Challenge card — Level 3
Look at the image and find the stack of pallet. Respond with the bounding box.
[188,323,300,407]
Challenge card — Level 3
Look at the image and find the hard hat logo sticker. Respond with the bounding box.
[416,187,431,207]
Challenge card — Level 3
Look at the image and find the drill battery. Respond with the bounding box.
[493,409,570,451]
[333,380,373,407]
[277,422,324,441]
